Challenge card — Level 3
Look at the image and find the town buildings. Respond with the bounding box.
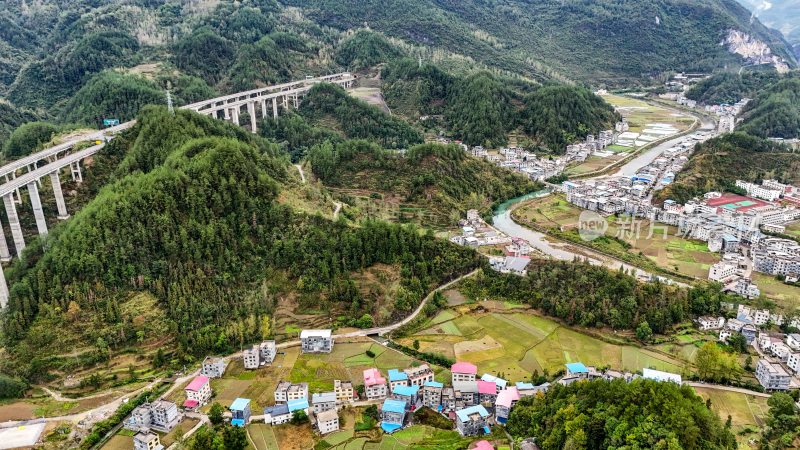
[274,381,309,403]
[315,408,340,434]
[133,431,163,450]
[125,400,182,433]
[311,392,337,414]
[334,379,354,403]
[455,405,491,436]
[404,364,435,387]
[756,359,791,391]
[230,398,252,427]
[422,381,444,409]
[243,341,277,369]
[364,368,388,400]
[201,356,227,378]
[380,399,407,433]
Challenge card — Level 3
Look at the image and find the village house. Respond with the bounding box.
[422,381,443,409]
[719,329,732,342]
[451,362,478,383]
[183,375,211,411]
[480,374,508,393]
[392,384,420,407]
[288,398,310,418]
[125,400,182,433]
[334,380,354,403]
[756,359,791,391]
[133,431,163,450]
[312,392,337,414]
[787,352,800,374]
[388,369,409,391]
[201,356,227,378]
[263,404,291,425]
[274,381,309,403]
[230,398,252,427]
[315,408,340,435]
[260,340,277,364]
[403,364,434,386]
[380,399,407,433]
[452,380,479,408]
[786,333,800,351]
[455,405,491,436]
[642,368,682,385]
[300,329,334,353]
[477,380,498,407]
[495,387,521,424]
[364,368,388,400]
[560,362,593,385]
[696,316,725,331]
[243,345,261,369]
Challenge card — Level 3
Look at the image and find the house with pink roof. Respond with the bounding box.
[451,362,478,383]
[363,368,388,400]
[494,387,520,424]
[183,375,211,410]
[477,380,498,404]
[473,441,495,450]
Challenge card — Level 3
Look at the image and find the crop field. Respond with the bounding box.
[515,194,721,279]
[322,425,473,450]
[785,221,800,239]
[693,388,770,449]
[404,308,686,380]
[752,273,800,314]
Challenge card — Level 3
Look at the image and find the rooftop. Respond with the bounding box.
[496,387,521,408]
[288,398,309,412]
[477,380,497,395]
[317,408,338,423]
[230,398,250,411]
[424,381,444,388]
[642,368,682,384]
[393,384,420,397]
[452,361,477,374]
[565,362,588,374]
[185,375,209,392]
[388,369,409,382]
[264,404,289,416]
[481,374,508,389]
[455,405,490,423]
[312,392,337,404]
[382,399,407,415]
[300,329,332,339]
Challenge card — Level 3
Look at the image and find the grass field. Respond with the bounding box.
[515,194,718,278]
[602,94,694,134]
[784,221,800,239]
[101,435,133,450]
[693,388,769,449]
[248,423,280,450]
[404,308,687,381]
[752,273,800,314]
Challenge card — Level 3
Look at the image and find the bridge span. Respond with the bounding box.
[0,73,355,307]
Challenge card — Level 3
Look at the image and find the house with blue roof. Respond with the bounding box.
[263,404,290,425]
[388,369,409,392]
[422,381,443,409]
[380,399,407,433]
[230,398,251,427]
[391,384,419,406]
[287,398,309,413]
[565,362,588,375]
[455,405,490,436]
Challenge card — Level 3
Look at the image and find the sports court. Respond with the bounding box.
[705,193,771,213]
[0,421,46,449]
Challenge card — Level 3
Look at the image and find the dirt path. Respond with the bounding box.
[294,164,306,184]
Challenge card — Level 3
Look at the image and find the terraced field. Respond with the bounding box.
[403,307,688,380]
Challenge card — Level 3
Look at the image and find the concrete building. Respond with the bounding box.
[334,380,354,403]
[642,368,682,385]
[380,399,407,433]
[455,405,491,436]
[125,400,181,433]
[391,384,419,407]
[403,364,434,387]
[756,359,791,391]
[201,356,227,378]
[451,362,478,383]
[422,381,443,409]
[134,431,164,450]
[495,387,521,424]
[364,368,388,400]
[311,392,337,414]
[696,316,725,331]
[230,398,252,427]
[260,341,276,364]
[300,329,333,353]
[315,408,340,434]
[183,375,211,410]
[480,374,508,393]
[264,404,291,425]
[243,344,261,369]
[274,381,308,403]
[388,369,409,392]
[787,353,800,374]
[786,333,800,351]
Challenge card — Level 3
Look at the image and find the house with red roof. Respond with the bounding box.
[451,362,478,383]
[183,375,211,410]
[364,368,388,400]
[477,380,497,405]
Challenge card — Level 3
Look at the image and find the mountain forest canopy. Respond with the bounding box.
[738,76,800,139]
[507,378,737,449]
[0,106,481,382]
[685,70,781,105]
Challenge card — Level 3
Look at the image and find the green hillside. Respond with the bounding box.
[308,141,541,224]
[286,0,796,84]
[738,76,800,138]
[685,70,781,104]
[655,133,800,204]
[0,107,480,381]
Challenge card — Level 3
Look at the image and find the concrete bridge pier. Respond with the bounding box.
[28,182,48,236]
[282,95,289,110]
[4,194,25,256]
[0,221,11,262]
[272,99,278,118]
[247,102,257,133]
[293,94,299,109]
[260,100,268,118]
[0,264,8,308]
[231,107,240,125]
[70,161,83,183]
[50,172,69,219]
[224,108,231,120]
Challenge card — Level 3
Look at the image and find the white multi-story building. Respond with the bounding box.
[316,409,340,434]
[312,392,337,414]
[243,345,261,369]
[363,368,388,400]
[201,356,227,378]
[787,352,800,374]
[403,364,435,387]
[134,431,164,450]
[786,334,800,351]
[274,381,308,403]
[300,330,334,353]
[756,359,791,391]
[696,316,725,331]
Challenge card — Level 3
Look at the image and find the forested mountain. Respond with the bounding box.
[0,106,481,381]
[286,0,796,85]
[508,379,737,449]
[738,76,800,138]
[308,141,540,224]
[655,133,800,204]
[381,59,620,151]
[685,70,781,104]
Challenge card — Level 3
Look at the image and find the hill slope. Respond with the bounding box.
[286,0,796,84]
[655,133,800,204]
[738,76,800,138]
[0,106,480,381]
